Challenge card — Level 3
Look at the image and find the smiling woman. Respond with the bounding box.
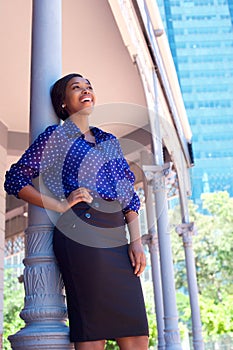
[62,76,96,117]
[50,73,95,121]
[4,73,149,350]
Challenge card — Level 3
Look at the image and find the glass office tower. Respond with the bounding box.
[157,0,233,206]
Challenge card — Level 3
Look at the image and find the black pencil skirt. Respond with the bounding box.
[53,199,149,342]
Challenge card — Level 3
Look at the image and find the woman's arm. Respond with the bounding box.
[18,185,93,213]
[125,210,146,277]
[4,125,58,198]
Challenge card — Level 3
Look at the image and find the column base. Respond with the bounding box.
[9,322,74,349]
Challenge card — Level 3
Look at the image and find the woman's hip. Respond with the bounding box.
[54,199,128,248]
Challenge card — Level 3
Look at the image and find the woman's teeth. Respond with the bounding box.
[81,97,92,103]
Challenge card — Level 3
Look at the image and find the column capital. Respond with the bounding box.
[143,162,179,198]
[143,162,172,193]
[143,162,172,181]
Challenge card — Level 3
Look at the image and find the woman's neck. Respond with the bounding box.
[69,113,90,134]
[69,113,95,143]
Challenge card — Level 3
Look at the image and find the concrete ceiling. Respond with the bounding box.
[1,0,148,135]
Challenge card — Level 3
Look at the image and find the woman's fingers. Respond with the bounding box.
[134,252,146,276]
[74,187,93,202]
[67,188,93,207]
[128,249,136,267]
[133,251,146,276]
[128,243,146,277]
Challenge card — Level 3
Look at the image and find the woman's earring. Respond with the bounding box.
[62,104,66,109]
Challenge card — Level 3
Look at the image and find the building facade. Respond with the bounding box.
[157,0,233,206]
[1,1,204,349]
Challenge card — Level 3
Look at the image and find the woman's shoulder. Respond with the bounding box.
[34,124,59,137]
[28,124,61,147]
[43,124,60,133]
[92,126,117,141]
[35,124,60,140]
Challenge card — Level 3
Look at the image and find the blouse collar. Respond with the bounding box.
[62,118,104,141]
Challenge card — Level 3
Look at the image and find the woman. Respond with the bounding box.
[4,73,149,350]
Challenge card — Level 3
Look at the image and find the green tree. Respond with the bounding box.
[199,294,233,340]
[3,269,24,350]
[176,292,233,342]
[200,192,233,298]
[194,192,233,300]
[170,192,233,300]
[169,192,233,343]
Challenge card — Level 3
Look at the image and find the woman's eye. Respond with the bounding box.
[87,86,93,90]
[73,85,80,90]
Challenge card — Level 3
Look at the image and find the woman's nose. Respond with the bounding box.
[82,88,89,94]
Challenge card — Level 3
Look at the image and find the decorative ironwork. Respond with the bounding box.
[5,234,25,257]
[143,162,179,199]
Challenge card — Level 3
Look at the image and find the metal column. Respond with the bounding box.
[148,72,182,349]
[9,1,73,349]
[143,163,182,350]
[135,56,182,348]
[176,191,205,349]
[141,151,165,350]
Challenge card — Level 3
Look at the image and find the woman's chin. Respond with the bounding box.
[73,106,94,117]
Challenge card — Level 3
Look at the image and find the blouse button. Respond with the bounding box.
[94,202,100,208]
[85,213,91,219]
[72,224,76,228]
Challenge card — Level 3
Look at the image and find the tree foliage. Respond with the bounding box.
[170,191,233,341]
[3,269,24,350]
[199,294,233,340]
[176,292,233,342]
[170,191,233,300]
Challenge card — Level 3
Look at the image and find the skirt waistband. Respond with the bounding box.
[54,199,127,248]
[69,199,125,228]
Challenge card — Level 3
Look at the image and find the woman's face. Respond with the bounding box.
[63,76,96,116]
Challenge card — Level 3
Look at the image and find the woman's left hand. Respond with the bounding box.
[128,239,146,277]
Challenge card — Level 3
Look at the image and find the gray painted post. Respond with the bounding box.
[147,71,182,349]
[141,151,165,349]
[135,60,182,348]
[176,192,205,349]
[143,185,166,350]
[143,164,182,350]
[8,1,74,349]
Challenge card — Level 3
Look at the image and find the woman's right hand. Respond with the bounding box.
[59,187,93,213]
[18,185,93,214]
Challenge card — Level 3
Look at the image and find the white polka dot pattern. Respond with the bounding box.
[4,119,140,213]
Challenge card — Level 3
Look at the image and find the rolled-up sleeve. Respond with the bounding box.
[120,159,141,214]
[4,125,58,198]
[122,192,140,214]
[114,138,141,214]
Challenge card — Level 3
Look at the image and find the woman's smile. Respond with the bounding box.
[64,76,96,115]
[80,94,93,104]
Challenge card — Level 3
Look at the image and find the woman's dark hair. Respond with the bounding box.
[50,73,83,120]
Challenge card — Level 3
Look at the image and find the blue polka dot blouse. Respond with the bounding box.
[4,119,140,214]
